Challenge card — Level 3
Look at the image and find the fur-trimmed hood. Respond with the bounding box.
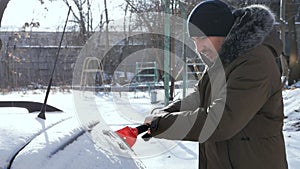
[219,4,278,66]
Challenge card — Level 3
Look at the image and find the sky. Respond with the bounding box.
[0,0,125,32]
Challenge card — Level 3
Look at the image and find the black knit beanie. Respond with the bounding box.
[187,0,234,37]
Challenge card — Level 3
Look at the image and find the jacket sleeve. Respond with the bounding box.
[149,82,206,141]
[150,56,273,142]
[149,107,207,141]
[148,88,203,141]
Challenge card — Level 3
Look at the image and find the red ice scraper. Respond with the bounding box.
[115,124,152,147]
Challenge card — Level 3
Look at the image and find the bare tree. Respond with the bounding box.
[41,0,100,44]
[286,0,300,84]
[121,0,198,100]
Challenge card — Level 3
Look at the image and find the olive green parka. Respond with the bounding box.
[149,5,288,169]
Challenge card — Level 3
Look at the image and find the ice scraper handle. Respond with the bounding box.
[136,124,152,141]
[141,133,152,141]
[136,124,150,134]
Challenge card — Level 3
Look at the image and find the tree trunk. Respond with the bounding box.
[286,0,300,85]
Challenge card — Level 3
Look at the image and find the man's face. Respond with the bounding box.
[192,36,225,64]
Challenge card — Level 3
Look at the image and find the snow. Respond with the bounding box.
[0,87,300,169]
[0,90,145,169]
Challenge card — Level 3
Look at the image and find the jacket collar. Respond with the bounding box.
[219,5,275,66]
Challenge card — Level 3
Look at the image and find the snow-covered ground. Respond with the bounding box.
[0,87,300,169]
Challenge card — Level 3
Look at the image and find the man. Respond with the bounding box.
[144,0,288,168]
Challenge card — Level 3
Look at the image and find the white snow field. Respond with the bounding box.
[0,87,299,169]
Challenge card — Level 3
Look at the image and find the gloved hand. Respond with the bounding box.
[143,115,155,141]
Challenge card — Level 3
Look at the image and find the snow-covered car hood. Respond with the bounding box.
[0,101,145,169]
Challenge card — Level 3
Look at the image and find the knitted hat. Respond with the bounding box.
[187,0,234,37]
